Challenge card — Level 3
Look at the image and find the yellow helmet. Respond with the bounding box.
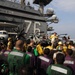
[8,37,12,41]
[58,41,62,44]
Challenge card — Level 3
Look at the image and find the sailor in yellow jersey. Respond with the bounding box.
[67,41,75,50]
[63,43,67,53]
[7,37,13,51]
[36,42,44,55]
[46,41,53,50]
[46,45,53,50]
[50,32,58,47]
[56,41,63,52]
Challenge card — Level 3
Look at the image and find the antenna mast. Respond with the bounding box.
[21,0,25,6]
[33,0,52,14]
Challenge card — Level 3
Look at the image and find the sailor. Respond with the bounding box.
[68,41,75,50]
[47,52,72,75]
[63,43,67,53]
[8,40,26,75]
[46,40,53,50]
[0,44,10,62]
[19,66,34,75]
[36,41,44,55]
[1,50,10,62]
[56,41,63,52]
[7,37,13,51]
[0,59,9,75]
[50,32,58,47]
[37,48,53,71]
[0,45,9,75]
[25,46,35,68]
[64,49,75,75]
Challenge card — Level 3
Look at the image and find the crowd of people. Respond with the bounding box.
[0,32,75,75]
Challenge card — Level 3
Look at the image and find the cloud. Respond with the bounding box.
[51,0,75,12]
[52,23,75,38]
[25,0,34,5]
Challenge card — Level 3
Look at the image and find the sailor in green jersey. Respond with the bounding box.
[33,48,38,56]
[8,40,26,75]
[47,52,72,75]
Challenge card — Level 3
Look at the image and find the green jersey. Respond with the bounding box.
[47,64,72,75]
[8,49,26,75]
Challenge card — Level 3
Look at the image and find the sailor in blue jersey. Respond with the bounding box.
[2,50,10,62]
[37,48,53,71]
[64,49,75,75]
[8,40,26,75]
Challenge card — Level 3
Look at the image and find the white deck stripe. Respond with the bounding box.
[51,65,67,74]
[27,54,32,57]
[4,52,9,55]
[10,52,24,57]
[64,60,74,64]
[38,56,49,62]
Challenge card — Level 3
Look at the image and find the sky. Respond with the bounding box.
[9,0,75,39]
[45,0,75,39]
